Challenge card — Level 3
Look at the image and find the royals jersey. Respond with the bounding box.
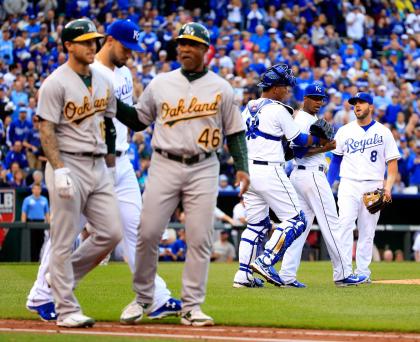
[242,98,300,163]
[92,61,133,152]
[333,120,400,181]
[133,69,244,155]
[37,63,116,154]
[292,110,327,168]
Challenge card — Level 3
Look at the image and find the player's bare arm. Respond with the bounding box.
[384,158,398,201]
[39,119,64,169]
[305,140,336,157]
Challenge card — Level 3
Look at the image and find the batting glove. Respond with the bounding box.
[54,167,74,199]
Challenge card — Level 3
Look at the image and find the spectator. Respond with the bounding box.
[211,229,236,262]
[7,107,32,147]
[21,183,49,261]
[345,5,365,42]
[383,248,394,262]
[395,249,404,262]
[218,174,234,192]
[4,140,29,171]
[232,197,246,226]
[407,142,420,186]
[171,228,187,262]
[246,2,265,33]
[0,85,15,122]
[0,28,14,65]
[23,115,41,170]
[8,168,26,187]
[251,25,270,54]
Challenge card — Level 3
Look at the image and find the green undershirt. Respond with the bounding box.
[180,67,208,82]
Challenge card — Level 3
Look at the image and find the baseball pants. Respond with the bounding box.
[280,167,347,283]
[27,154,172,313]
[133,152,219,313]
[337,178,382,278]
[45,154,123,320]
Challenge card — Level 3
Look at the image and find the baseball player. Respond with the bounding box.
[327,92,400,284]
[36,18,123,327]
[26,19,181,322]
[117,22,250,326]
[278,83,361,288]
[233,65,328,288]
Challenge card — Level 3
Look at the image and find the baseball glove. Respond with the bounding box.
[309,119,335,141]
[362,188,390,214]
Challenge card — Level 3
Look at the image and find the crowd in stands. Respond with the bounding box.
[0,0,419,195]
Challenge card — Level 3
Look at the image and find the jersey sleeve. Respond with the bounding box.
[221,83,245,135]
[21,198,29,214]
[332,126,344,156]
[36,78,64,124]
[134,79,157,126]
[279,107,301,141]
[384,129,401,162]
[104,81,117,118]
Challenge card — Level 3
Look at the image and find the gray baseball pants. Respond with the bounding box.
[133,152,219,312]
[45,154,123,320]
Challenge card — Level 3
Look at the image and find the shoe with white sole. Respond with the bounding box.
[335,274,368,287]
[233,277,264,288]
[56,313,95,328]
[120,300,148,325]
[251,257,284,286]
[181,309,214,327]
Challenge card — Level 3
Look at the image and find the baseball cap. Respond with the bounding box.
[106,19,144,52]
[304,83,326,98]
[348,92,373,105]
[267,28,277,34]
[219,174,228,182]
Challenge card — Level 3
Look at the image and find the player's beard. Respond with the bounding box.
[110,49,126,68]
[356,107,370,121]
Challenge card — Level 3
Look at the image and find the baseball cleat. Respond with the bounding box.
[56,313,95,328]
[180,309,214,327]
[251,257,284,286]
[334,274,368,287]
[148,298,182,320]
[120,300,145,325]
[233,277,264,288]
[284,280,307,288]
[26,302,57,321]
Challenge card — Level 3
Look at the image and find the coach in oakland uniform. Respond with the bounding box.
[26,19,181,322]
[279,83,364,287]
[37,19,122,327]
[328,92,400,284]
[118,22,249,326]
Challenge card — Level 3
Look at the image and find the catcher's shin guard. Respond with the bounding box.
[262,211,307,265]
[235,217,271,280]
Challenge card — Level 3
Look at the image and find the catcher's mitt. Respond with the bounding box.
[309,119,335,141]
[362,188,390,214]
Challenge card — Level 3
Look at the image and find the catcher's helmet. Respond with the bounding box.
[62,18,104,49]
[257,64,296,89]
[176,22,210,46]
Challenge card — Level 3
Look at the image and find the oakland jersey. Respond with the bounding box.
[333,120,400,181]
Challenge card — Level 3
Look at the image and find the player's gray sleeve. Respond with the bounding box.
[221,83,245,135]
[104,82,117,118]
[36,78,64,123]
[133,79,158,126]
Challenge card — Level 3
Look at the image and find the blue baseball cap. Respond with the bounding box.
[304,83,326,98]
[348,92,373,105]
[106,19,144,52]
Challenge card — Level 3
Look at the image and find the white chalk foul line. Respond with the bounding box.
[0,327,341,342]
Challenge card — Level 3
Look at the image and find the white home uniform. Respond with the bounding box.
[27,62,172,313]
[233,98,303,285]
[279,109,347,283]
[333,120,400,278]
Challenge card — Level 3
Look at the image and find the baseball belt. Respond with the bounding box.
[155,148,213,165]
[296,165,326,172]
[61,151,105,158]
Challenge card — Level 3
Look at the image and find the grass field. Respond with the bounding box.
[1,261,420,333]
